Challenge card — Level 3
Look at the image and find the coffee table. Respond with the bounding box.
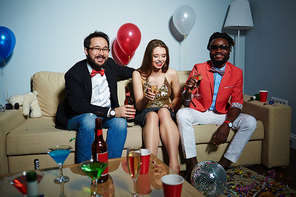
[0,154,202,196]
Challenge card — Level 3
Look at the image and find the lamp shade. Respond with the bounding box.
[224,0,254,30]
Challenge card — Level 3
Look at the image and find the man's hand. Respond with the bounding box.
[115,105,136,119]
[213,123,230,146]
[184,76,198,94]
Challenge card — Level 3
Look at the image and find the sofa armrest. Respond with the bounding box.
[0,108,26,175]
[242,94,292,168]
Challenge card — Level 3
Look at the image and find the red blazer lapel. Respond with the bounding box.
[205,62,214,97]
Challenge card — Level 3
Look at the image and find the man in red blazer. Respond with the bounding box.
[177,32,257,178]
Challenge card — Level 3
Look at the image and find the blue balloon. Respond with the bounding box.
[0,26,16,59]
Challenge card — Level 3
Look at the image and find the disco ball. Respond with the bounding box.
[190,161,227,197]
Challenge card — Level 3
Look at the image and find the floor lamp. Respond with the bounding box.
[224,0,254,69]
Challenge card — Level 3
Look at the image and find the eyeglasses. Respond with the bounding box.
[209,45,230,51]
[88,47,110,53]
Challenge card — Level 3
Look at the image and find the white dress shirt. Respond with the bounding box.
[87,64,111,108]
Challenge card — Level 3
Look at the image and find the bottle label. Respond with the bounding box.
[126,92,130,96]
[96,151,108,176]
[96,129,102,136]
[127,115,135,120]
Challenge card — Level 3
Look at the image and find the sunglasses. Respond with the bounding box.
[209,45,230,51]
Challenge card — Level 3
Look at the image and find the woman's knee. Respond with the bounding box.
[145,111,159,123]
[158,108,170,117]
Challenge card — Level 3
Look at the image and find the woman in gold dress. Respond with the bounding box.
[132,39,181,173]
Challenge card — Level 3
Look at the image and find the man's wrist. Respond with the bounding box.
[108,108,116,118]
[182,90,192,102]
[224,120,233,128]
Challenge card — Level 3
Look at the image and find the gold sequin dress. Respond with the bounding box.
[135,76,176,126]
[143,77,172,109]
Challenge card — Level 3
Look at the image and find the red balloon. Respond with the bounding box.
[113,39,134,65]
[117,23,141,56]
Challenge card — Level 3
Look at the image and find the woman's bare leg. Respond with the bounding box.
[158,108,180,173]
[143,111,160,156]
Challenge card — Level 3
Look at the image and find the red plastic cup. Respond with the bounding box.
[140,149,151,174]
[259,90,268,102]
[161,174,184,197]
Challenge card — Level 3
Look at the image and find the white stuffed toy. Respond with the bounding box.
[6,91,43,118]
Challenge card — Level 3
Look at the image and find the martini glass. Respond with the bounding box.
[47,145,72,184]
[192,70,202,99]
[80,159,108,197]
[8,171,44,196]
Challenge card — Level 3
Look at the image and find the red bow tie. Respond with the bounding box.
[91,69,105,77]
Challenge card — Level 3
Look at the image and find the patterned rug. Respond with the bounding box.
[219,166,296,197]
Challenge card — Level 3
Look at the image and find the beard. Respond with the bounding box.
[87,55,107,70]
[210,53,229,68]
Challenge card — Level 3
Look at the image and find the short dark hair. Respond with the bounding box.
[207,32,235,50]
[84,31,110,49]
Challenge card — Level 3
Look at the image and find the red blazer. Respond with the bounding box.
[188,61,243,114]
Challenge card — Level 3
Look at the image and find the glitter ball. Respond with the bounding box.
[191,161,227,197]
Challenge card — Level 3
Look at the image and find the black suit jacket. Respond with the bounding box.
[55,58,135,129]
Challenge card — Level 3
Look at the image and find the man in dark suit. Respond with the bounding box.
[55,31,135,163]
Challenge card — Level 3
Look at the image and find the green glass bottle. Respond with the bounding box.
[250,93,260,101]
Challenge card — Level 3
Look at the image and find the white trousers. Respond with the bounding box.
[176,108,257,163]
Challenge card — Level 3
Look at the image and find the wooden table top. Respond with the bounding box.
[0,154,202,196]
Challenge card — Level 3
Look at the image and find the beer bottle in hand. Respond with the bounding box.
[124,86,135,122]
[92,118,108,183]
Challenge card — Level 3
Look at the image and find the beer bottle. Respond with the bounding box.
[250,93,260,101]
[92,118,108,183]
[124,86,135,122]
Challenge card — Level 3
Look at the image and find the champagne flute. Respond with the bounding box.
[127,146,141,197]
[192,70,202,99]
[150,81,158,108]
[47,145,72,184]
[80,159,108,197]
[8,171,44,196]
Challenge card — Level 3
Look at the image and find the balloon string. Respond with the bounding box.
[3,61,8,100]
[128,55,130,66]
[184,35,186,71]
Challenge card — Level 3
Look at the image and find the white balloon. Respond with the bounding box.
[173,5,196,36]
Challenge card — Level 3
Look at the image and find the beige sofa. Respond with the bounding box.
[0,71,292,175]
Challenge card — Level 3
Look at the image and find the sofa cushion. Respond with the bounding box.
[6,115,263,156]
[31,71,66,117]
[6,117,76,155]
[6,117,143,156]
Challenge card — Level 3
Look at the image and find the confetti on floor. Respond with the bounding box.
[219,166,296,197]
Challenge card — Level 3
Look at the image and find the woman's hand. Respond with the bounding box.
[145,87,157,101]
[164,103,175,112]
